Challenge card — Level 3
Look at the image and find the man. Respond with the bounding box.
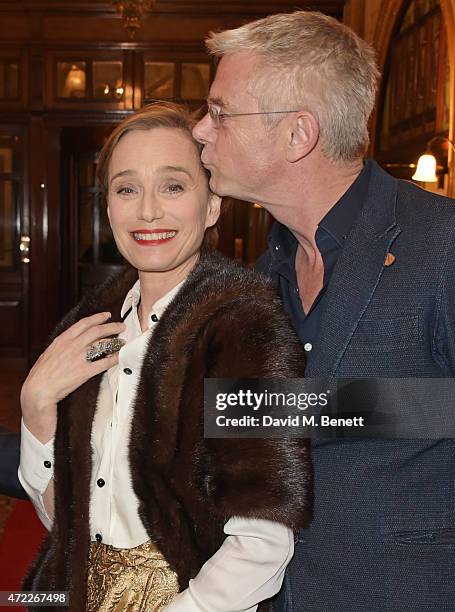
[193,10,455,612]
[0,427,27,499]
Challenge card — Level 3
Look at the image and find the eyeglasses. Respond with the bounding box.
[206,103,299,128]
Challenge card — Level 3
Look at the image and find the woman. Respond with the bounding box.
[19,102,312,612]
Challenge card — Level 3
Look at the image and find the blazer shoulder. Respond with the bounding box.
[395,180,455,247]
[397,180,455,220]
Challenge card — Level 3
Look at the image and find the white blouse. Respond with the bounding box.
[18,279,294,611]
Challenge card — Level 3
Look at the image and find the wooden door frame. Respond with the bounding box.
[0,120,29,358]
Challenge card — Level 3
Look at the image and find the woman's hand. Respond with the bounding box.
[21,311,126,443]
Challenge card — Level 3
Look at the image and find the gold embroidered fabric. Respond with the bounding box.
[86,540,179,612]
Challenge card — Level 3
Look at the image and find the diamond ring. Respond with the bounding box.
[86,338,125,362]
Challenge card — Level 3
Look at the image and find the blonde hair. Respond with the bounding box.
[206,11,380,161]
[96,101,219,249]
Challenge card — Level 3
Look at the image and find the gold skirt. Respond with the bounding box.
[86,540,179,612]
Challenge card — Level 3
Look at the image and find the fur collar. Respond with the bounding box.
[25,251,312,612]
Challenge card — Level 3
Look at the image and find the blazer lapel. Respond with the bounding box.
[306,162,401,378]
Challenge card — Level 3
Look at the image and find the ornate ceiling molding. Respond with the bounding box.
[112,0,156,38]
[0,1,345,17]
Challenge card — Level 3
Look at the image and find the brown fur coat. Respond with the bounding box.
[24,251,312,611]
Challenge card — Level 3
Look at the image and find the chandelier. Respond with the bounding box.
[113,0,156,39]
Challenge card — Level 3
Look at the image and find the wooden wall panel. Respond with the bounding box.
[0,300,23,353]
[42,16,125,41]
[0,1,344,18]
[41,15,224,43]
[0,15,31,41]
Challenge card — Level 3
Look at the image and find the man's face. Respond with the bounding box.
[193,52,283,203]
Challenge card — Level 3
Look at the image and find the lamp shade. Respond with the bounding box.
[64,64,86,98]
[412,154,438,182]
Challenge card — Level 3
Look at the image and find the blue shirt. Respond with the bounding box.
[256,159,372,366]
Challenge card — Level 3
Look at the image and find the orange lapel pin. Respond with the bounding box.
[384,252,396,267]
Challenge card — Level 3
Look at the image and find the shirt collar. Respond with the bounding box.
[121,278,185,324]
[317,158,372,246]
[268,158,373,258]
[121,279,141,318]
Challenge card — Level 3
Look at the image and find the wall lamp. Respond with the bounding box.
[412,135,455,182]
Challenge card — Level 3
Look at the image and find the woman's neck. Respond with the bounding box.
[137,253,199,329]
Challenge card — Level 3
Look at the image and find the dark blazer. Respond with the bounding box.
[0,427,28,499]
[258,161,455,612]
[24,251,312,612]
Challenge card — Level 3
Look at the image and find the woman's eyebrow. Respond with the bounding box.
[110,169,136,184]
[110,166,193,184]
[158,165,193,178]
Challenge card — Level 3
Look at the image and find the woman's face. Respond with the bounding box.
[107,127,221,276]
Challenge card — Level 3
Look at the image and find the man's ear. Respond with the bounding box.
[205,193,222,228]
[286,111,319,163]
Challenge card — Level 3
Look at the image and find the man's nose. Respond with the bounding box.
[137,193,164,223]
[192,112,213,144]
